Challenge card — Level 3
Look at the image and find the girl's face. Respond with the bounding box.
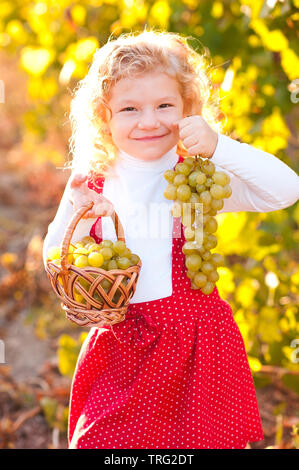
[106,72,186,161]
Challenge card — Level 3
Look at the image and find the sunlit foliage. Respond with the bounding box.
[1,0,298,402]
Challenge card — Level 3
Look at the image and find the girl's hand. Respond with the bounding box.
[69,174,114,219]
[171,115,218,159]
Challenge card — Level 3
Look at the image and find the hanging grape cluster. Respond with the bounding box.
[163,156,232,294]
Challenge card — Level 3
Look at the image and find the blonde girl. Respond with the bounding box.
[43,29,299,449]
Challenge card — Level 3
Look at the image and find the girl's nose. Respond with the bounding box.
[137,111,160,129]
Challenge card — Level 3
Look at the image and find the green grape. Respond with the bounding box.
[73,247,89,260]
[202,232,210,245]
[212,171,230,186]
[201,282,215,295]
[177,184,192,201]
[130,254,140,265]
[101,260,109,270]
[194,272,207,288]
[183,157,195,167]
[201,261,214,274]
[205,177,214,188]
[87,243,102,253]
[117,257,131,269]
[198,191,212,205]
[210,184,225,200]
[100,247,114,260]
[203,234,218,250]
[84,243,94,251]
[176,162,192,175]
[108,259,118,270]
[186,270,196,279]
[208,208,218,216]
[75,242,84,249]
[113,240,126,255]
[74,255,89,267]
[193,158,201,168]
[202,204,211,214]
[201,251,212,261]
[100,239,114,248]
[196,183,205,193]
[188,171,202,187]
[204,216,218,233]
[202,214,210,225]
[164,169,176,183]
[208,270,219,283]
[201,160,215,176]
[210,253,224,266]
[194,245,205,257]
[122,247,132,258]
[80,235,96,245]
[174,174,188,186]
[185,254,202,271]
[191,281,200,290]
[211,198,224,211]
[223,185,232,198]
[196,172,207,185]
[164,184,177,200]
[101,278,112,290]
[88,251,104,267]
[188,171,199,187]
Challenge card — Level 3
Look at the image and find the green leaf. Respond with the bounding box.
[281,374,299,396]
[57,334,81,378]
[40,397,58,427]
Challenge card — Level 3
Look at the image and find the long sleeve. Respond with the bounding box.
[211,133,299,213]
[42,174,97,269]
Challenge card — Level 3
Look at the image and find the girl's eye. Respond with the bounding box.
[120,107,136,112]
[120,104,173,112]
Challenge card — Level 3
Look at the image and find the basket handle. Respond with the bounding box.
[60,201,125,273]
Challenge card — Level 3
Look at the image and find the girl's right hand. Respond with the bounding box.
[69,174,114,219]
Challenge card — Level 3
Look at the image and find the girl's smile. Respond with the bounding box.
[133,134,168,141]
[106,72,185,161]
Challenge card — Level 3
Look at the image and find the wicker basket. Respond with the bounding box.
[45,201,142,329]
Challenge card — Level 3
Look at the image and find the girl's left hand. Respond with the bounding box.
[171,115,218,159]
[69,174,114,219]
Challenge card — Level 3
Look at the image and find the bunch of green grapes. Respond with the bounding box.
[47,235,140,270]
[163,157,232,295]
[47,236,140,305]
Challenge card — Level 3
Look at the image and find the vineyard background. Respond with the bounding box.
[0,0,298,449]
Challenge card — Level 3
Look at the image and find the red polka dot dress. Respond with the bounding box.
[67,155,264,449]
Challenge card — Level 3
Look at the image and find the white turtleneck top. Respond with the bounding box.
[43,132,299,303]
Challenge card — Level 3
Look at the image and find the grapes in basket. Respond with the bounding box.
[47,236,140,270]
[163,156,231,295]
[46,236,141,305]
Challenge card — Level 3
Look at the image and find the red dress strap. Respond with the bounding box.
[88,174,105,244]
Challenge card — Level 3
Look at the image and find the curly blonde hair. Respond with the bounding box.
[66,28,223,185]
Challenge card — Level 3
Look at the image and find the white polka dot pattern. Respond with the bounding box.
[68,156,264,449]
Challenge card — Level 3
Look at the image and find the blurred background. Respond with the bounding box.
[0,0,298,449]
